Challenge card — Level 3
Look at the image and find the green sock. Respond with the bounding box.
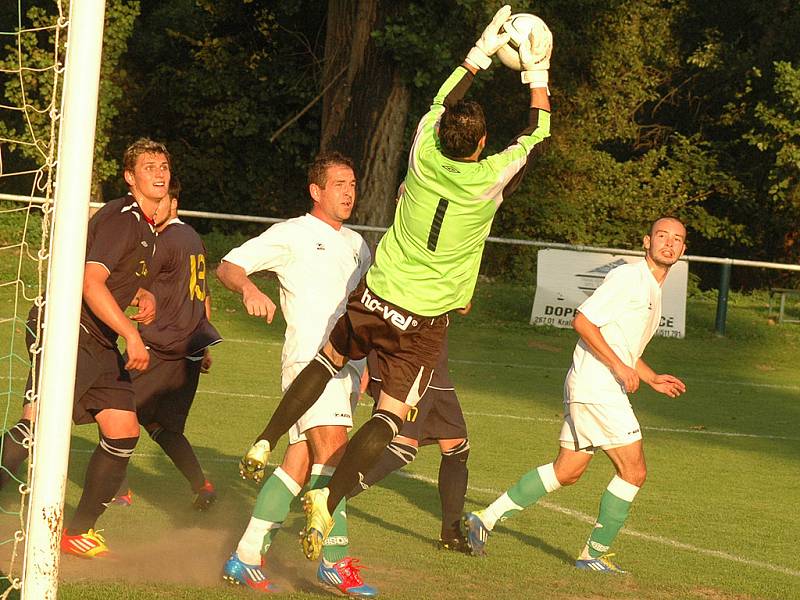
[253,467,300,554]
[483,463,561,529]
[309,464,349,564]
[235,466,301,563]
[585,475,639,558]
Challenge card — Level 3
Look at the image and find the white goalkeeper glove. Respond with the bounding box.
[465,4,512,70]
[519,17,552,88]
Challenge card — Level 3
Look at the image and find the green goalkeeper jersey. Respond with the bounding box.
[366,65,551,316]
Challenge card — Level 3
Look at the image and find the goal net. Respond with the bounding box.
[0,1,104,597]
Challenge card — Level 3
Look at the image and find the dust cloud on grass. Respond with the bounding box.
[58,526,320,594]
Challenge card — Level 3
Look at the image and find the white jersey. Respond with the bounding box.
[222,214,371,371]
[566,260,662,405]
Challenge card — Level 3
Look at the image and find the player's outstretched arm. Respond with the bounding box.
[519,23,552,110]
[636,359,686,398]
[465,4,512,71]
[216,260,277,323]
[431,5,511,112]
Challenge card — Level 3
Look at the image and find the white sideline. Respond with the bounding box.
[223,338,800,392]
[399,471,800,579]
[65,447,799,578]
[192,390,800,442]
[0,376,794,440]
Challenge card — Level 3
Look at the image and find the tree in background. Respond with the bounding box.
[4,0,797,286]
[108,0,326,220]
[0,0,140,200]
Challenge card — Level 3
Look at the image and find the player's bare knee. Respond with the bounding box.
[440,438,470,463]
[20,402,36,422]
[624,468,646,488]
[307,426,348,465]
[553,461,586,486]
[96,411,140,440]
[557,471,582,486]
[320,342,347,371]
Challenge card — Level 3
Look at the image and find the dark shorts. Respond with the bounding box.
[130,352,202,433]
[367,341,467,446]
[329,282,448,407]
[25,319,135,425]
[399,385,468,446]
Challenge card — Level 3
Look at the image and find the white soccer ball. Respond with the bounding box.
[496,13,549,71]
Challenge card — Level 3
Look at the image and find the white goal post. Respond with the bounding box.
[21,2,106,599]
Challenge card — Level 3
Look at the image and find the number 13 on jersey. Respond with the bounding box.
[188,254,207,301]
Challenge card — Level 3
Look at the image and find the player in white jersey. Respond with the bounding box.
[464,217,687,574]
[216,152,376,596]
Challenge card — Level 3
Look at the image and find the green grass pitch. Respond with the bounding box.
[1,271,798,599]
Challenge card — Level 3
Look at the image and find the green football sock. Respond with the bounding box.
[309,464,349,564]
[235,466,300,564]
[585,475,640,558]
[482,463,561,529]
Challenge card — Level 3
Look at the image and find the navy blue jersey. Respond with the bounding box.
[82,195,156,347]
[139,219,221,359]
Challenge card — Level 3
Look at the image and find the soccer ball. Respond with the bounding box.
[496,13,550,71]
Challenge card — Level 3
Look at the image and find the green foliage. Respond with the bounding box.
[0,1,140,197]
[92,0,141,193]
[4,0,800,285]
[107,0,324,221]
[0,4,64,170]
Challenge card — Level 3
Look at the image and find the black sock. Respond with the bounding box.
[149,427,206,492]
[346,440,417,499]
[327,410,403,511]
[257,354,338,447]
[68,435,138,534]
[116,475,130,497]
[0,418,32,491]
[439,439,469,539]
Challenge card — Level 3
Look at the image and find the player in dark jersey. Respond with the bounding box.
[0,138,172,558]
[114,176,222,510]
[347,330,470,553]
[238,6,552,561]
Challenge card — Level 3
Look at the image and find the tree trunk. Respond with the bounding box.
[321,0,410,230]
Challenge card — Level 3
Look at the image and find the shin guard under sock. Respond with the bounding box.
[67,435,138,534]
[149,426,206,492]
[585,475,639,558]
[326,410,403,512]
[346,440,418,499]
[438,440,469,538]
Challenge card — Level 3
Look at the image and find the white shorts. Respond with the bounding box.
[283,362,360,445]
[559,400,642,454]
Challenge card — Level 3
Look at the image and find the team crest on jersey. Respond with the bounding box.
[316,242,325,251]
[442,164,460,173]
[141,240,149,247]
[135,260,148,278]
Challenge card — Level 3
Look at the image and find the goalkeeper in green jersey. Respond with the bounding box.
[237,4,552,561]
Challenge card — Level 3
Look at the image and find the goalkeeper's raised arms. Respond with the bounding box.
[520,18,553,88]
[465,4,512,71]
